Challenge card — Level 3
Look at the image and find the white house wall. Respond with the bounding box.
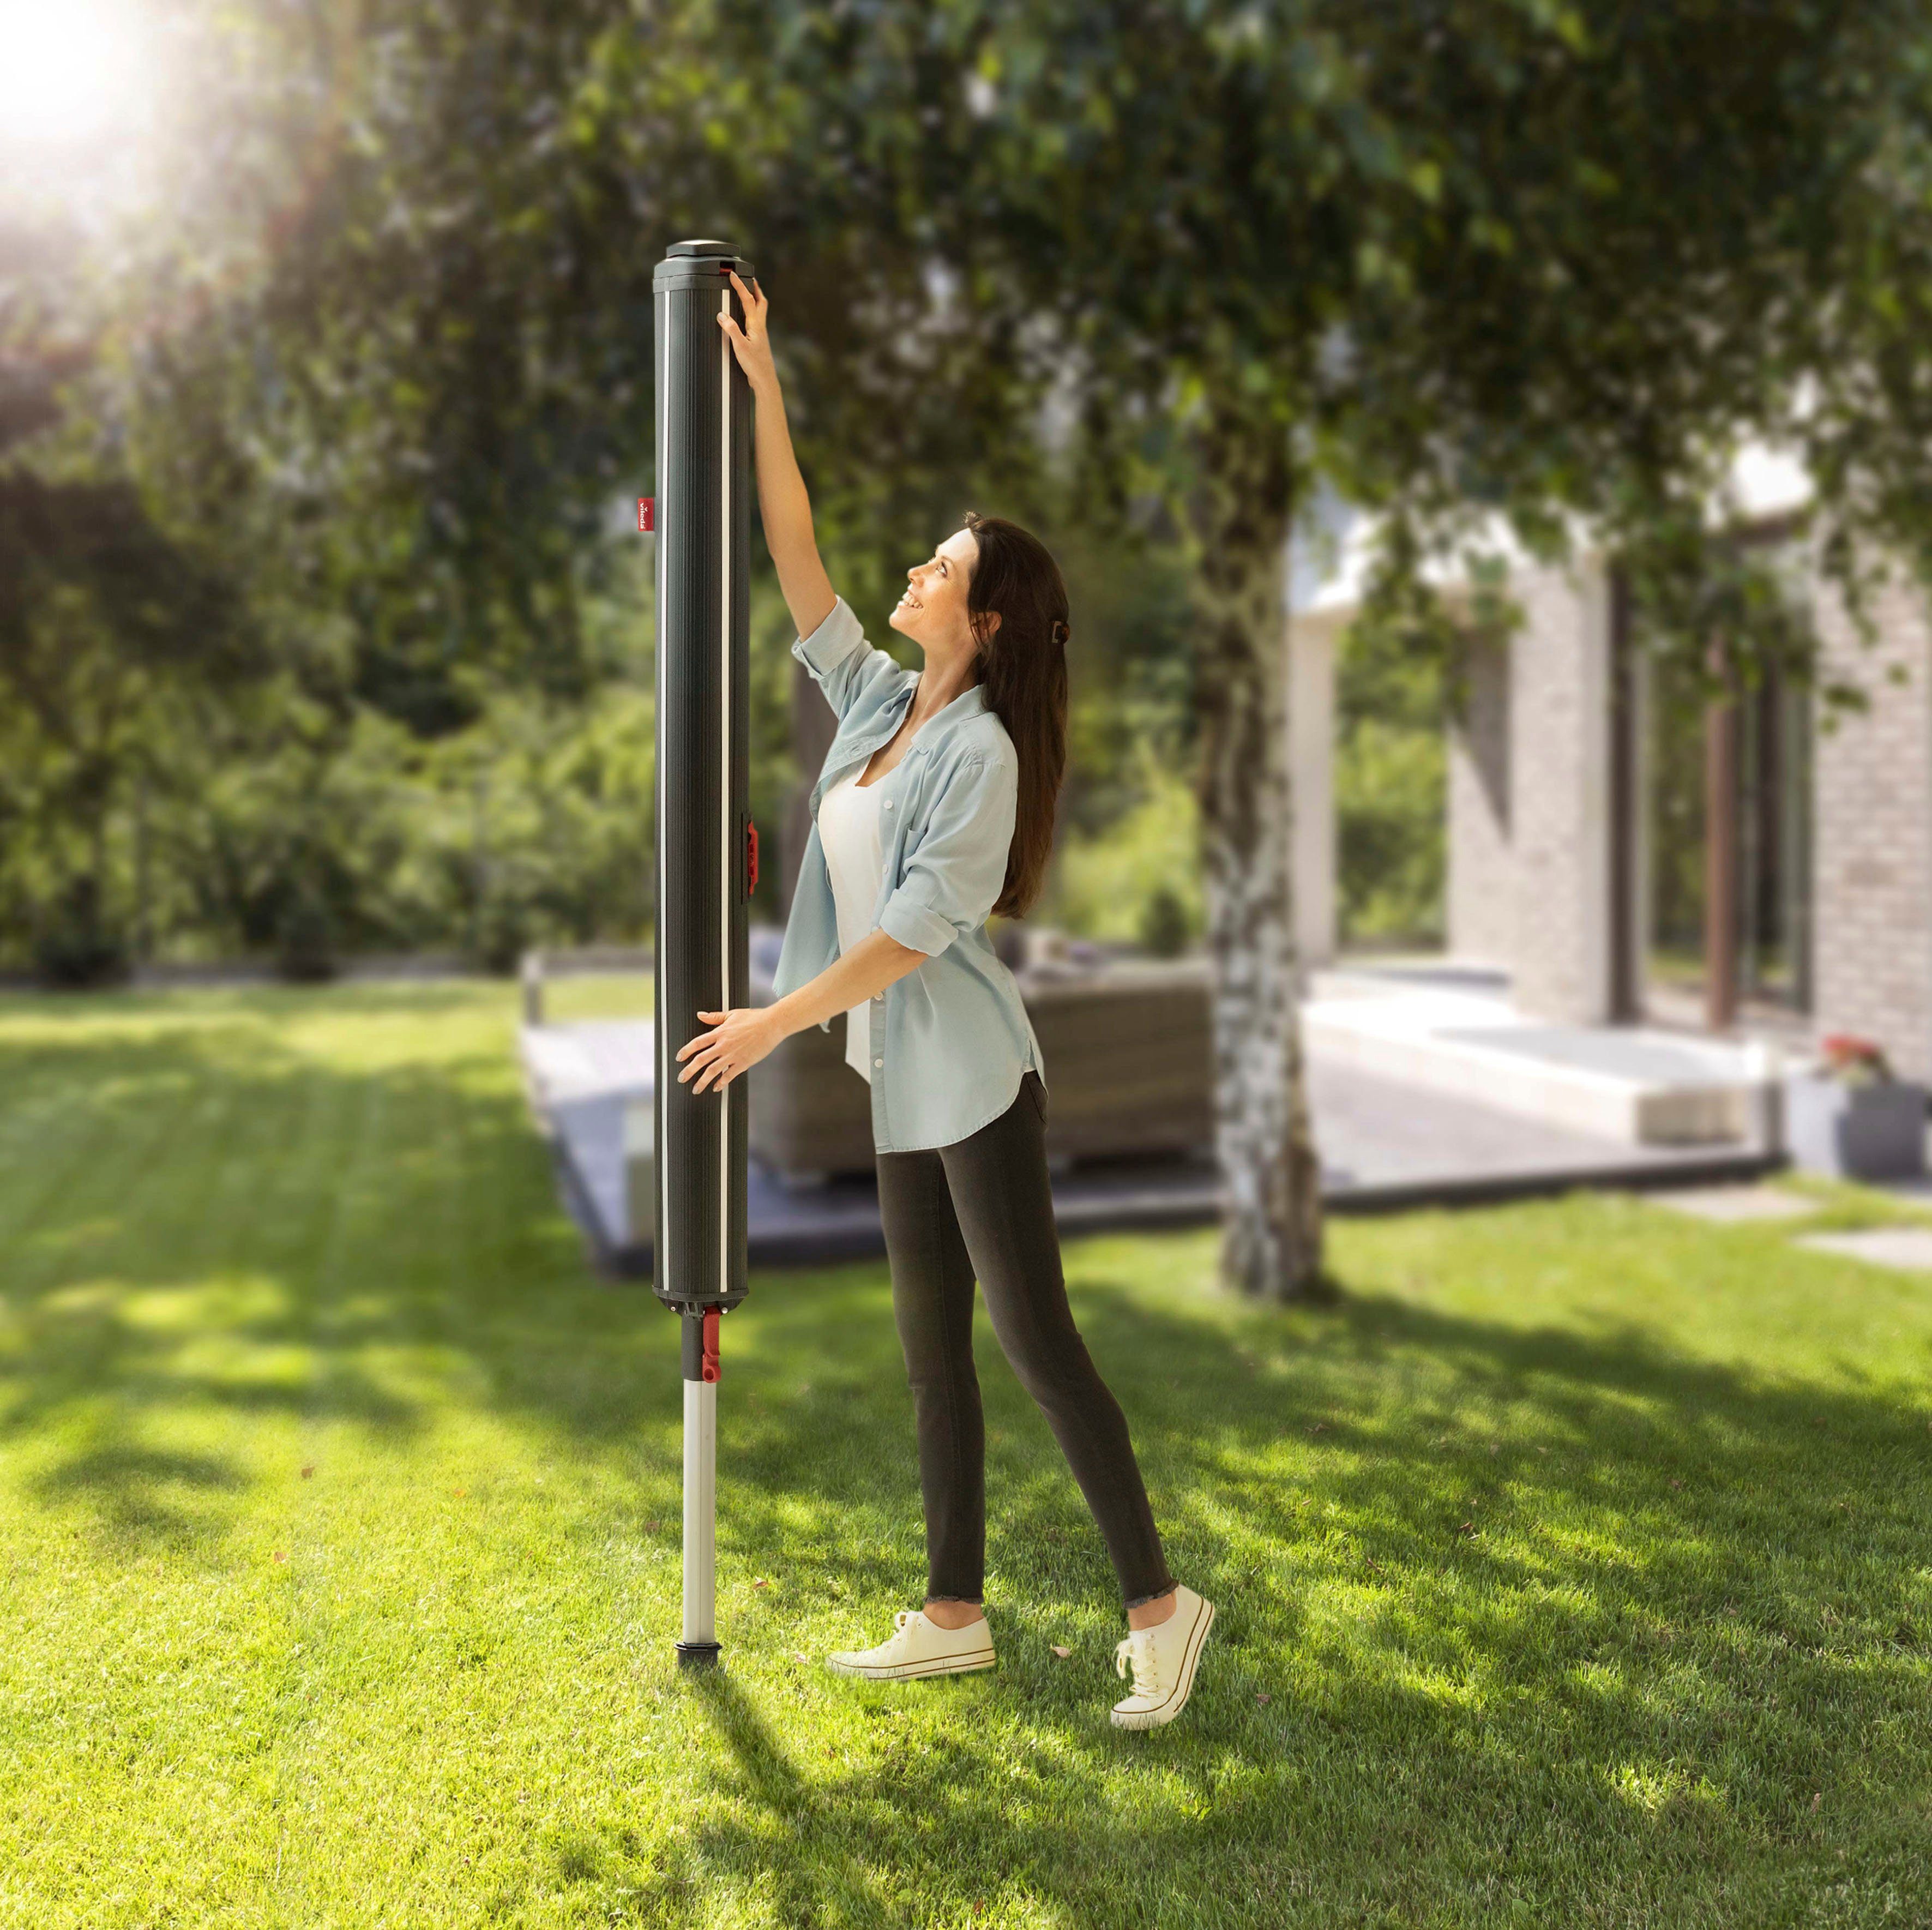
[1507,560,1615,1024]
[1289,615,1337,973]
[1442,558,1617,1023]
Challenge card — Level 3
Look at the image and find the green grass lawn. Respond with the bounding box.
[2,982,1930,1928]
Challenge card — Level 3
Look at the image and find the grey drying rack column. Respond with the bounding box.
[652,238,757,1670]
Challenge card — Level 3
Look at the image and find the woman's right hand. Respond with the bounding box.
[718,270,777,392]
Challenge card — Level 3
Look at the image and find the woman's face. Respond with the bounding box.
[889,527,988,654]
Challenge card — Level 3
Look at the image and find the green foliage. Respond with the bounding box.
[0,594,671,980]
[10,0,1932,991]
[1139,882,1194,959]
[1335,723,1446,951]
[1645,634,1712,976]
[1029,507,1205,946]
[1329,538,1530,948]
[143,680,664,976]
[28,876,130,990]
[1050,514,1201,837]
[0,467,267,977]
[1047,751,1204,949]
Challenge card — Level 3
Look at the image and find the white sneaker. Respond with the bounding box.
[1111,1583,1214,1729]
[826,1607,997,1681]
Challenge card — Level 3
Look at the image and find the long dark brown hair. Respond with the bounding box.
[959,509,1069,921]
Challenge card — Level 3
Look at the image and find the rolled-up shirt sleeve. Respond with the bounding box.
[791,596,908,723]
[878,751,1016,958]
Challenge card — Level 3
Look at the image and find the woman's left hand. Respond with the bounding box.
[676,1007,785,1093]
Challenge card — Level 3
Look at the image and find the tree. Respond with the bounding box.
[725,0,1932,1296]
[69,0,1932,1297]
[0,464,258,977]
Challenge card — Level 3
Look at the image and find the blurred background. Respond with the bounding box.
[0,0,1227,987]
[10,0,1932,1288]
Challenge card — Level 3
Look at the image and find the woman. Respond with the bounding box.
[674,272,1213,1729]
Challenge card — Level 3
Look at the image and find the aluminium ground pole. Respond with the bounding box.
[676,1307,723,1667]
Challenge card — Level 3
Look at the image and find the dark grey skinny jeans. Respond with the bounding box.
[874,1068,1177,1610]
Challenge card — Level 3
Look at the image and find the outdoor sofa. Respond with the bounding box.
[744,926,1214,1185]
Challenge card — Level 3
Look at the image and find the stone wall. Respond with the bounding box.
[1810,559,1932,1080]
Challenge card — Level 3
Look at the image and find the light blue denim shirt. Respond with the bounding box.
[769,595,1047,1152]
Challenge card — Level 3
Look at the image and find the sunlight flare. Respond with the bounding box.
[0,0,145,147]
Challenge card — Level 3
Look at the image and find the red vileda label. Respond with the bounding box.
[637,497,655,533]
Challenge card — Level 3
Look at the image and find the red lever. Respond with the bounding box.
[746,820,759,894]
[701,1306,720,1383]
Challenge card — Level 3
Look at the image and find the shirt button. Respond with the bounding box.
[883,799,894,809]
[873,1057,883,1068]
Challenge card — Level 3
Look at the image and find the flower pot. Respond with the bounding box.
[1783,1072,1928,1181]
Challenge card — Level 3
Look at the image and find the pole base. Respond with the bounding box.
[676,1640,723,1671]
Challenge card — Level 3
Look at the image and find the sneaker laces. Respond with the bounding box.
[1114,1629,1160,1698]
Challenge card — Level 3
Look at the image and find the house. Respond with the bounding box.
[1288,449,1932,1082]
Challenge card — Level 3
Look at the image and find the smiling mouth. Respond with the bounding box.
[898,592,923,611]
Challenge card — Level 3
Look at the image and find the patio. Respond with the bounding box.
[521,956,1782,1277]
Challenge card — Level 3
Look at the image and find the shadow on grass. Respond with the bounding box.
[641,1244,1932,1917]
[4,988,1930,1917]
[0,989,561,1548]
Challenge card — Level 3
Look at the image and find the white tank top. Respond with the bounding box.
[815,766,888,1084]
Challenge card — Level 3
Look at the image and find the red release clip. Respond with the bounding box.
[746,820,759,894]
[637,497,654,533]
[701,1306,720,1383]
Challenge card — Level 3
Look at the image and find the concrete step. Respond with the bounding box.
[1302,985,1773,1145]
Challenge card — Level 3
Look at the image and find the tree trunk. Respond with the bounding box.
[1188,388,1325,1298]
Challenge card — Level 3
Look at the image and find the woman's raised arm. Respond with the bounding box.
[718,270,836,642]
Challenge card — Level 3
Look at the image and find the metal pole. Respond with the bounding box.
[676,1308,723,1668]
[652,239,757,1672]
